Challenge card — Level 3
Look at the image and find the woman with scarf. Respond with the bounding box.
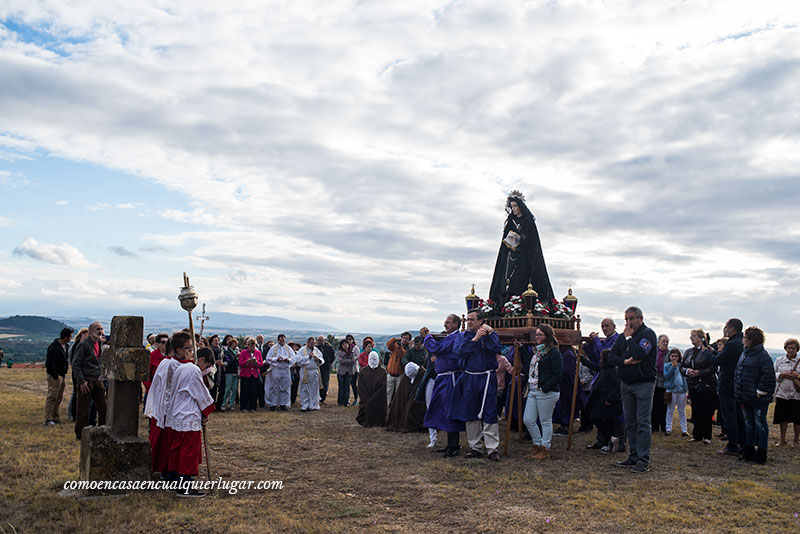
[489,192,554,306]
[522,324,562,460]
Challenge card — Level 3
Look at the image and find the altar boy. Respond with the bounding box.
[165,344,216,497]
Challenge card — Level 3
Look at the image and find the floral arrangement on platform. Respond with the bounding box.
[479,294,575,320]
[497,296,575,319]
[476,298,500,318]
[549,298,574,320]
[501,296,526,317]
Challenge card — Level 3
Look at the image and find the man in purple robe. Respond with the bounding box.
[579,318,624,447]
[449,309,501,461]
[421,314,465,457]
[553,346,585,433]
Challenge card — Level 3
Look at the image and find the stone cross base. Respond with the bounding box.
[80,426,152,491]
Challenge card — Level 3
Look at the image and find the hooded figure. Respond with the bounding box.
[356,352,387,427]
[386,362,427,433]
[489,193,554,305]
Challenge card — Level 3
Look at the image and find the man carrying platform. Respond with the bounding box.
[421,313,464,457]
[450,308,501,461]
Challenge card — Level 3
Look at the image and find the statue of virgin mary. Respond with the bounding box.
[489,192,554,305]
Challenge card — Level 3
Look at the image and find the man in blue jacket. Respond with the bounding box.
[607,306,658,473]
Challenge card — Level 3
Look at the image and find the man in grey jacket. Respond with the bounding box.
[72,321,108,440]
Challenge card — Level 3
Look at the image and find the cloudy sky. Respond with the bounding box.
[1,1,799,348]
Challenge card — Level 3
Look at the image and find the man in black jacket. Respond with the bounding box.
[45,327,73,426]
[710,318,745,455]
[607,306,658,473]
[72,321,108,440]
[316,335,335,404]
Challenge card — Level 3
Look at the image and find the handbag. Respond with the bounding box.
[664,391,673,404]
[790,358,800,392]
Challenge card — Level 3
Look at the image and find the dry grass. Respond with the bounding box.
[1,367,799,533]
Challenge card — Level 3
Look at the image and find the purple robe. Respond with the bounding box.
[422,331,465,433]
[583,332,620,364]
[552,348,587,426]
[448,331,500,424]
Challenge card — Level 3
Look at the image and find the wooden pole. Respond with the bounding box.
[503,341,521,456]
[202,424,211,480]
[566,347,581,450]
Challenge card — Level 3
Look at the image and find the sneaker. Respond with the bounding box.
[176,489,206,498]
[610,436,620,453]
[464,450,483,459]
[718,446,739,456]
[599,445,612,454]
[44,420,56,427]
[427,441,438,449]
[352,401,359,406]
[632,462,649,473]
[554,427,569,436]
[681,432,690,437]
[487,451,500,462]
[615,458,637,467]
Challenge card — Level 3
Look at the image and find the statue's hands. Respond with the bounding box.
[420,327,430,338]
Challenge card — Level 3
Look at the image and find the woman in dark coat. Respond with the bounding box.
[681,329,717,444]
[356,352,387,428]
[734,326,777,464]
[489,192,554,305]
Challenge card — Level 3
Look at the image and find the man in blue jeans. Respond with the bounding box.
[607,306,658,473]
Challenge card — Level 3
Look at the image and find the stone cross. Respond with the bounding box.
[79,315,151,484]
[102,316,150,436]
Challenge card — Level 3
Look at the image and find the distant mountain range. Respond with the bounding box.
[46,309,339,336]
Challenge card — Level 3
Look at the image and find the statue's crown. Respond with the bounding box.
[508,189,525,201]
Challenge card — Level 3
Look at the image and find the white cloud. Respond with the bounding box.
[0,1,799,338]
[54,199,68,206]
[12,237,94,268]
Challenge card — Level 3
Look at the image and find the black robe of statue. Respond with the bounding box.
[489,208,554,305]
[385,373,427,433]
[356,366,387,428]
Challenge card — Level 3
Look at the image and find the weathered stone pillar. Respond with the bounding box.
[79,316,151,486]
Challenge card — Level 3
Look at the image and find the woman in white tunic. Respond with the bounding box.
[294,337,323,411]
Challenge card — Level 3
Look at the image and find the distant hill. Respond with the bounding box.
[0,315,72,336]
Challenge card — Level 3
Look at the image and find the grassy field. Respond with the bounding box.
[1,368,798,533]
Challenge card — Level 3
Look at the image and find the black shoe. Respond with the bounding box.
[487,451,500,462]
[738,445,756,462]
[464,450,482,459]
[615,458,637,467]
[434,447,450,454]
[554,427,569,436]
[270,406,276,411]
[632,462,649,473]
[443,447,461,458]
[586,441,603,450]
[279,406,288,411]
[753,447,767,465]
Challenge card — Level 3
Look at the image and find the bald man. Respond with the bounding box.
[72,321,108,440]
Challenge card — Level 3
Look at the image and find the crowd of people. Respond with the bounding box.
[41,306,799,492]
